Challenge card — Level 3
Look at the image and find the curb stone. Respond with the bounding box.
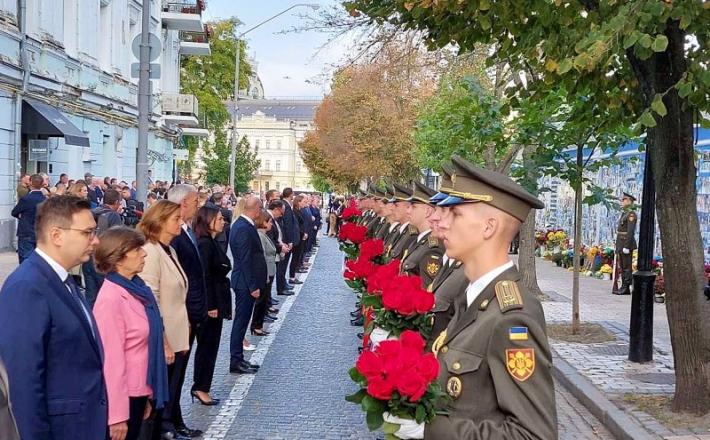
[552,349,658,440]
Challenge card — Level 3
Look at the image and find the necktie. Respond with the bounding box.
[64,276,96,339]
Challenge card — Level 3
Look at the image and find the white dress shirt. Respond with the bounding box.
[465,261,515,307]
[240,213,255,226]
[398,222,410,233]
[417,229,431,243]
[388,222,400,233]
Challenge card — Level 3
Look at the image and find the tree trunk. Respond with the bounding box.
[628,19,710,414]
[518,144,544,297]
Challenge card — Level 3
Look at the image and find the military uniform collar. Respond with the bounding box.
[465,261,515,307]
[398,221,410,233]
[417,229,432,242]
[388,221,400,233]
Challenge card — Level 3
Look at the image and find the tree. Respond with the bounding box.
[180,18,255,186]
[202,133,259,192]
[346,0,710,413]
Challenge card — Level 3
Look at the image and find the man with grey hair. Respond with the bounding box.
[165,184,206,438]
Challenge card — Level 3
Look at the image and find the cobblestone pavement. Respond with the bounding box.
[176,239,614,439]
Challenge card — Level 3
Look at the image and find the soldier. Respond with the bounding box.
[613,192,637,295]
[400,181,445,287]
[385,155,557,439]
[370,186,390,239]
[381,185,403,251]
[388,183,418,260]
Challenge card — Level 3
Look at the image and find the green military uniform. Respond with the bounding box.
[400,181,446,286]
[614,192,637,295]
[424,155,557,440]
[427,258,468,348]
[386,183,417,259]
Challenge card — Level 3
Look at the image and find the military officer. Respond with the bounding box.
[385,155,557,439]
[382,185,405,253]
[613,192,637,295]
[388,183,419,260]
[400,181,444,286]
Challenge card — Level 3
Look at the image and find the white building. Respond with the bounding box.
[232,99,320,193]
[0,0,211,249]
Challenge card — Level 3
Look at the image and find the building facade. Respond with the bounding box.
[0,0,211,249]
[536,127,710,262]
[233,99,320,193]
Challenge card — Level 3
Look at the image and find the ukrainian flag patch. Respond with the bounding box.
[509,326,529,341]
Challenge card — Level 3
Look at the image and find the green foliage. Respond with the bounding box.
[180,18,256,187]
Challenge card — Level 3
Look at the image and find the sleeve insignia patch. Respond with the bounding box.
[509,326,529,341]
[426,260,441,277]
[446,376,462,399]
[506,348,535,381]
[495,280,524,313]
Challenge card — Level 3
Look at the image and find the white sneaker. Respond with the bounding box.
[243,343,256,351]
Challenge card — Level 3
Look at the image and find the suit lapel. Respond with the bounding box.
[431,260,457,291]
[160,243,188,291]
[29,254,103,361]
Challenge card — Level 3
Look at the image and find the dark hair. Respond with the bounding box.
[281,187,293,199]
[193,205,221,238]
[104,176,110,185]
[103,189,121,206]
[255,209,272,229]
[147,192,158,200]
[266,189,279,201]
[94,227,146,273]
[35,195,92,242]
[138,200,181,242]
[212,192,224,204]
[268,199,285,211]
[30,174,43,189]
[293,194,305,211]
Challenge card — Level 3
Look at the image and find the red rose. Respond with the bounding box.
[413,290,435,313]
[399,330,425,353]
[338,223,354,241]
[356,350,383,380]
[342,205,363,220]
[367,376,395,400]
[381,288,403,312]
[394,289,417,315]
[349,225,368,244]
[415,353,440,382]
[344,270,356,281]
[359,238,385,261]
[367,260,401,294]
[376,340,401,362]
[345,257,376,280]
[395,372,428,402]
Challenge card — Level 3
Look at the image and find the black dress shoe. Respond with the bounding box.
[297,269,309,274]
[175,425,203,438]
[278,290,295,296]
[350,310,361,317]
[264,316,276,323]
[230,364,257,374]
[357,332,364,339]
[351,316,364,326]
[290,279,304,284]
[161,432,190,440]
[242,360,260,369]
[271,298,280,304]
[268,307,279,314]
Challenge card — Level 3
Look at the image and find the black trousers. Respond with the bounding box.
[125,396,148,440]
[251,276,273,330]
[289,243,303,278]
[619,251,633,291]
[192,317,223,394]
[276,253,290,293]
[163,325,196,431]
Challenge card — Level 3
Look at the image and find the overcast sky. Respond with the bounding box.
[204,1,349,99]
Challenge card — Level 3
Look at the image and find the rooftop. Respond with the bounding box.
[227,99,321,122]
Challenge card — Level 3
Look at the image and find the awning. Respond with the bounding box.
[22,99,90,147]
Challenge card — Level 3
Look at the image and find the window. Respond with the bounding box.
[276,181,281,190]
[296,161,302,172]
[265,139,271,149]
[264,181,270,191]
[254,139,260,149]
[276,139,282,149]
[275,160,281,171]
[264,160,270,171]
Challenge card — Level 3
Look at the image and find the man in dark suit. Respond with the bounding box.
[0,195,107,440]
[10,173,46,263]
[166,184,205,438]
[229,196,267,374]
[276,188,299,294]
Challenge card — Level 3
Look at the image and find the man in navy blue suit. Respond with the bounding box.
[229,195,267,374]
[276,188,300,294]
[11,173,46,263]
[0,195,107,440]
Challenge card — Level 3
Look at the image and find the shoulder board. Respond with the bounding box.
[428,235,439,248]
[495,280,524,313]
[408,225,419,235]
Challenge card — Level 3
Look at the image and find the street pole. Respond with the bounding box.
[229,38,241,191]
[136,0,151,205]
[572,143,583,334]
[629,142,656,363]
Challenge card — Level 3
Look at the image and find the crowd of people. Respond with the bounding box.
[0,174,323,440]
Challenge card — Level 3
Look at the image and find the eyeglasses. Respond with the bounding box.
[58,227,98,239]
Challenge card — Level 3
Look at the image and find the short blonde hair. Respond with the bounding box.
[138,199,181,242]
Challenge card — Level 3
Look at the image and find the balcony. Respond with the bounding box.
[161,0,205,32]
[179,26,211,56]
[161,93,199,127]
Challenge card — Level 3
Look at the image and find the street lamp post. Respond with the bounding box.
[228,3,319,191]
[629,144,656,363]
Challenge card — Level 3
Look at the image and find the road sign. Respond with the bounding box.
[173,149,189,161]
[131,33,161,62]
[131,62,161,79]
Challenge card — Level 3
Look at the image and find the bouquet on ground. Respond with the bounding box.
[347,330,444,437]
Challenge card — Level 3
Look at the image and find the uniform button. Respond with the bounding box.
[441,346,448,354]
[452,361,461,371]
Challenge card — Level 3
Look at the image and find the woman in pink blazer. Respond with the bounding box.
[94,227,169,440]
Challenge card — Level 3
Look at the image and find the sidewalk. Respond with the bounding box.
[531,256,709,439]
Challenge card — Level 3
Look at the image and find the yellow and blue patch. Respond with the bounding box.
[509,326,529,341]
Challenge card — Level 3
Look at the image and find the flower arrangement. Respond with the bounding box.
[347,330,444,432]
[341,203,363,221]
[600,264,613,274]
[339,223,369,259]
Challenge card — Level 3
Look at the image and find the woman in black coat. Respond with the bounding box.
[191,205,232,406]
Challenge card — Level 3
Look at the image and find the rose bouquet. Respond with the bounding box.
[344,256,378,293]
[339,223,368,259]
[346,330,444,434]
[342,203,363,221]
